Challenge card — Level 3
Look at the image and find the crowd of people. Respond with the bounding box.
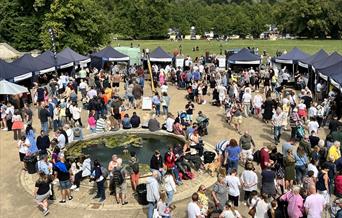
[0,54,342,218]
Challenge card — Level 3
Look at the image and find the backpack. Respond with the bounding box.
[112,168,124,185]
[101,166,109,179]
[74,128,81,137]
[253,150,261,164]
[131,162,139,174]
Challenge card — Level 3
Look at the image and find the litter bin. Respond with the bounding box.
[136,183,148,205]
[24,155,37,174]
[203,151,216,164]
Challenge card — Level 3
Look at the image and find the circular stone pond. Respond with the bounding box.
[65,130,185,175]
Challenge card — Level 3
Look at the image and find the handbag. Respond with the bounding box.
[248,199,259,217]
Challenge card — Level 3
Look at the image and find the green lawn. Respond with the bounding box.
[113,39,342,58]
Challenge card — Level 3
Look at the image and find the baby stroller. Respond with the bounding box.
[296,124,305,141]
[198,118,209,136]
[179,112,190,127]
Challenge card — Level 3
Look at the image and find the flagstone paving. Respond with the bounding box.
[0,81,329,218]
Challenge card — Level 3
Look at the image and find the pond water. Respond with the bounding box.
[82,134,184,168]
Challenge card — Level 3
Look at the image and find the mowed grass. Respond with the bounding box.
[113,39,342,58]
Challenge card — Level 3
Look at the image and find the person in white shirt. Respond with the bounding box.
[304,185,325,218]
[71,103,82,127]
[315,82,322,102]
[87,88,97,99]
[164,170,177,204]
[199,65,204,74]
[217,85,227,105]
[187,192,205,218]
[251,193,271,218]
[282,72,291,85]
[164,114,175,133]
[56,130,66,149]
[219,201,242,218]
[308,104,317,120]
[252,91,263,117]
[240,163,258,205]
[161,84,168,94]
[225,169,241,207]
[79,80,88,100]
[307,161,318,178]
[307,118,319,134]
[242,88,252,117]
[64,124,74,143]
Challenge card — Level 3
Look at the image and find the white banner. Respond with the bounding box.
[142,96,153,110]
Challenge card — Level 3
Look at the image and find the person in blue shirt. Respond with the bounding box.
[224,139,241,174]
[294,146,308,185]
[122,114,132,129]
[282,139,295,157]
[152,92,161,116]
[37,155,50,175]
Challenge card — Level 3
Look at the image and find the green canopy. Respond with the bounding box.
[114,47,141,66]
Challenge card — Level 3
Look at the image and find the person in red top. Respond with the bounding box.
[164,146,181,184]
[335,170,342,197]
[260,145,272,170]
[164,146,176,169]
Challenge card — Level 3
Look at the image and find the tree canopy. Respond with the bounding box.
[0,0,341,52]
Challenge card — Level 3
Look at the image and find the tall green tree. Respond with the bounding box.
[40,0,110,54]
[0,0,44,51]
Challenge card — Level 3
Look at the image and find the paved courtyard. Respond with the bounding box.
[0,81,328,218]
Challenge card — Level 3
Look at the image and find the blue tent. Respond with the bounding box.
[57,47,90,65]
[228,48,261,65]
[313,52,342,70]
[91,46,129,69]
[12,54,38,72]
[298,49,328,68]
[149,47,173,62]
[35,51,74,74]
[330,67,342,90]
[0,59,32,82]
[317,60,342,86]
[275,47,310,64]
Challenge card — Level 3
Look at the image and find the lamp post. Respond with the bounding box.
[48,28,57,68]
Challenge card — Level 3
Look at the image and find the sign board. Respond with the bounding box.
[175,58,184,69]
[142,97,153,110]
[217,56,226,69]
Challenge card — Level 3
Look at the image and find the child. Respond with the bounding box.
[157,191,173,217]
[302,170,315,191]
[163,169,177,205]
[247,190,259,207]
[18,136,28,170]
[129,151,139,191]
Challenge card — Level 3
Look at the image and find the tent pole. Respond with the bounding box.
[292,63,294,76]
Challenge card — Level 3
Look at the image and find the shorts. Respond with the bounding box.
[130,173,140,183]
[19,152,25,162]
[112,83,120,87]
[318,190,330,205]
[232,116,242,125]
[115,182,127,194]
[35,192,50,202]
[59,180,72,190]
[241,149,253,160]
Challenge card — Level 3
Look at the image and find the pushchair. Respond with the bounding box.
[179,112,191,127]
